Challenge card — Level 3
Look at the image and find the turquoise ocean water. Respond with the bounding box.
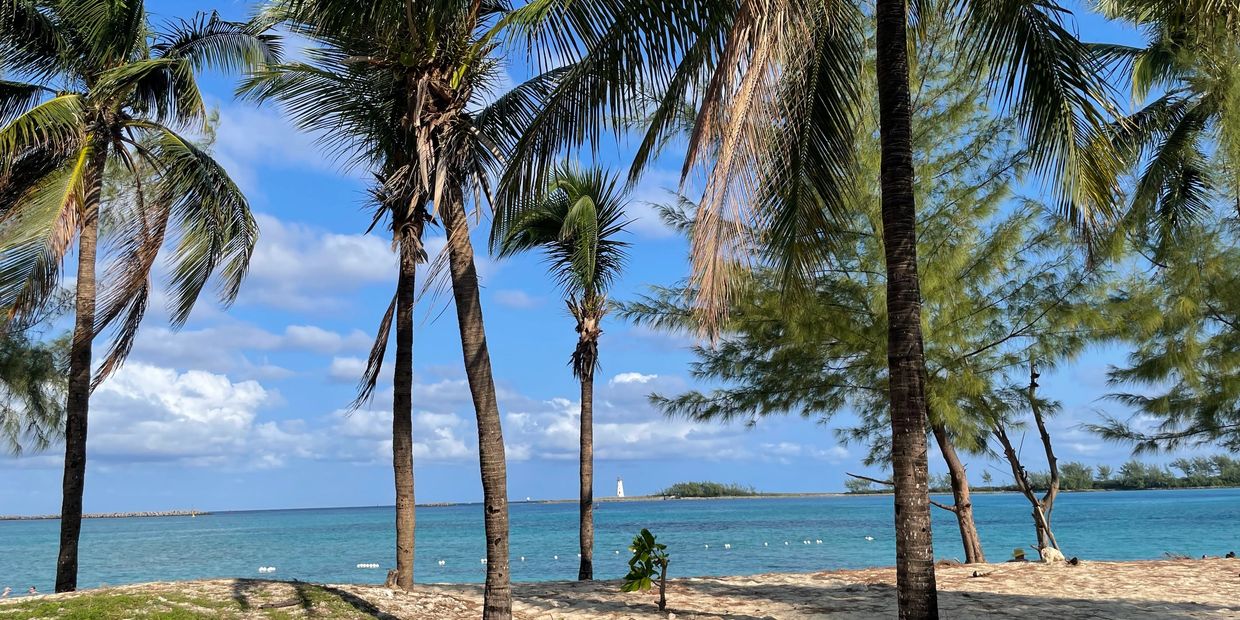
[1,489,1237,593]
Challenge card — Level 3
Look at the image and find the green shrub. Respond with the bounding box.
[622,528,670,611]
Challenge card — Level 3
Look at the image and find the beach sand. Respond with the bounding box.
[2,558,1236,618]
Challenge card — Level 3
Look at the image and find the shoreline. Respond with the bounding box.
[0,510,207,521]
[1,558,1235,618]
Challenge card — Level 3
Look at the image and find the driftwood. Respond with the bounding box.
[257,600,300,609]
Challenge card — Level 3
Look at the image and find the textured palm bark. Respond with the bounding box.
[55,141,108,593]
[577,361,595,581]
[391,231,418,591]
[931,425,985,564]
[875,0,939,616]
[441,195,511,619]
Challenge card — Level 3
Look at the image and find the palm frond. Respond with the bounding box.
[0,143,93,323]
[130,122,256,326]
[153,10,282,74]
[960,0,1123,230]
[0,80,53,126]
[0,94,86,168]
[93,58,206,128]
[0,0,73,83]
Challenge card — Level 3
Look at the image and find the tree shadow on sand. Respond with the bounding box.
[227,578,395,618]
[509,579,1234,619]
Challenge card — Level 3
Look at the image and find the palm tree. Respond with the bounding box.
[0,3,276,592]
[499,1,1119,616]
[1091,0,1240,251]
[242,2,578,612]
[494,164,631,581]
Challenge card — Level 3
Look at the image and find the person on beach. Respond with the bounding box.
[2,586,10,598]
[26,586,36,595]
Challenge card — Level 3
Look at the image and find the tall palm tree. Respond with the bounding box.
[499,1,1118,617]
[494,164,631,581]
[1091,0,1240,251]
[242,2,574,613]
[0,3,277,592]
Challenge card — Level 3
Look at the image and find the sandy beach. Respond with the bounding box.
[2,558,1235,618]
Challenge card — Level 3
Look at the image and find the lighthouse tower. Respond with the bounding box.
[616,477,625,498]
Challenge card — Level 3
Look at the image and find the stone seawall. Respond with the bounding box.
[0,510,206,521]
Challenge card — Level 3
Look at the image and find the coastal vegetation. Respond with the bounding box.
[2,0,1240,619]
[656,482,759,498]
[621,529,669,612]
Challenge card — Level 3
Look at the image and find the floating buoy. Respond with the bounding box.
[577,553,581,558]
[614,550,619,554]
[356,563,380,569]
[724,544,732,549]
[437,560,446,566]
[520,556,525,561]
[257,566,276,574]
[763,542,769,547]
[704,544,709,549]
[480,558,487,565]
[784,541,789,545]
[864,536,875,541]
[553,555,558,560]
[815,540,822,544]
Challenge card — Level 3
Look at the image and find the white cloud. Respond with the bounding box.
[493,289,543,309]
[88,363,314,468]
[611,372,658,385]
[240,214,396,311]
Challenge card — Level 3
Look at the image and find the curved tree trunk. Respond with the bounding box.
[931,425,985,564]
[391,229,418,591]
[441,194,511,619]
[55,144,107,593]
[875,0,938,616]
[577,360,595,581]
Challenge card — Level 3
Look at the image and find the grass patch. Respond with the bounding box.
[0,582,379,619]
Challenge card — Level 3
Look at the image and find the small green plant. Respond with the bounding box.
[622,528,670,610]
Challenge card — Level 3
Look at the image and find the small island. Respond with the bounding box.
[656,481,760,498]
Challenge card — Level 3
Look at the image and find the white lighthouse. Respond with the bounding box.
[616,477,625,498]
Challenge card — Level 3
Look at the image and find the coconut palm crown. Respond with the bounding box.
[0,1,279,593]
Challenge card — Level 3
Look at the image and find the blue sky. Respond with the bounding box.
[0,1,1208,515]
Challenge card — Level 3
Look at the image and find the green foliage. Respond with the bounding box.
[1059,462,1095,490]
[621,528,669,610]
[620,15,1123,465]
[1092,221,1240,452]
[0,325,66,455]
[0,2,275,383]
[656,481,757,498]
[844,478,876,493]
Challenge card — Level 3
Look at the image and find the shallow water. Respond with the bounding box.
[1,488,1237,592]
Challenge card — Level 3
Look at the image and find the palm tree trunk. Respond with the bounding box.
[441,194,511,619]
[875,0,938,616]
[577,360,594,581]
[391,230,418,591]
[931,425,985,564]
[55,143,107,593]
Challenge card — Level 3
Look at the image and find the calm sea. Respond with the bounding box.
[1,489,1237,593]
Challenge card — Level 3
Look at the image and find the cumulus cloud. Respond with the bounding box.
[88,363,312,468]
[240,214,395,311]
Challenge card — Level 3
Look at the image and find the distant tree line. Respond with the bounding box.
[656,482,759,498]
[846,456,1240,494]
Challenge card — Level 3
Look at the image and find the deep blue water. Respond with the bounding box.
[1,489,1237,593]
